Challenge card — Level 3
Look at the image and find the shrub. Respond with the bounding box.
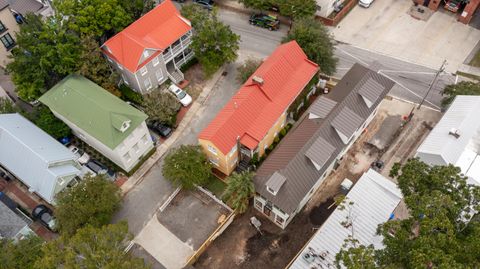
[274,136,280,144]
[119,84,143,104]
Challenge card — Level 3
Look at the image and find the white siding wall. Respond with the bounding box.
[52,111,153,172]
[315,0,337,17]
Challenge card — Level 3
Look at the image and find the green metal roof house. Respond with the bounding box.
[40,75,154,172]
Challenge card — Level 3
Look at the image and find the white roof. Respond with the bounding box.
[0,114,80,203]
[416,96,480,185]
[289,169,402,269]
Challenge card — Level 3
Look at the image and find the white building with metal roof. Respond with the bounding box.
[288,169,402,269]
[415,95,480,186]
[0,113,80,204]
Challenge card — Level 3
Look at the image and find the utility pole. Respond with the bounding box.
[417,60,447,109]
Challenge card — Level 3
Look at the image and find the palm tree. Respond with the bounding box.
[222,171,255,214]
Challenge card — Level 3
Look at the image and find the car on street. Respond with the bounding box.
[68,145,90,165]
[249,14,280,31]
[168,84,192,106]
[86,160,117,181]
[358,0,374,8]
[193,0,214,10]
[147,121,173,138]
[32,204,56,231]
[444,0,461,12]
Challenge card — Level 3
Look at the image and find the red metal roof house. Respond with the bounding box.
[101,0,193,94]
[198,41,319,176]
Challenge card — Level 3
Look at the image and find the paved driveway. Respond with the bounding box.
[332,0,480,73]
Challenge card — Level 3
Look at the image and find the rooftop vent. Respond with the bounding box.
[252,76,264,86]
[449,128,460,139]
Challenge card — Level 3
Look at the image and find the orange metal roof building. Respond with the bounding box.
[102,0,192,73]
[199,41,319,154]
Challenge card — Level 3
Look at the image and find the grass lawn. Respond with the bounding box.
[470,49,480,68]
[204,177,226,199]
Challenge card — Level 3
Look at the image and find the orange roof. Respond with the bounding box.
[102,0,191,73]
[199,41,319,154]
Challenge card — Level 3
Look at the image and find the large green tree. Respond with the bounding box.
[77,35,120,96]
[238,0,273,11]
[0,97,17,114]
[181,4,240,77]
[222,171,255,213]
[34,107,71,139]
[0,235,44,269]
[442,81,480,108]
[53,0,132,39]
[119,0,155,20]
[283,17,337,75]
[36,222,149,269]
[142,90,180,127]
[163,145,212,189]
[277,0,316,19]
[7,14,82,101]
[337,158,480,268]
[55,174,121,236]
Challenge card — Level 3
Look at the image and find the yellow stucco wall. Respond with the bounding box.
[0,8,20,68]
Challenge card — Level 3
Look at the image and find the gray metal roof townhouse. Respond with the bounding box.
[0,113,80,204]
[0,198,34,240]
[253,63,395,229]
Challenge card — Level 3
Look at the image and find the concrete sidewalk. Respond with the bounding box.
[120,67,225,195]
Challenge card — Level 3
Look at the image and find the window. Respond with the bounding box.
[0,21,6,33]
[144,78,152,90]
[0,33,15,50]
[140,66,148,76]
[133,143,139,153]
[142,134,148,144]
[254,199,263,210]
[267,187,276,195]
[143,50,150,58]
[208,145,217,155]
[275,215,285,225]
[123,152,132,163]
[209,158,219,166]
[122,74,129,85]
[152,56,159,66]
[155,69,163,82]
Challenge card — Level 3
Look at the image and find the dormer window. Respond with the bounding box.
[143,50,150,58]
[120,121,130,132]
[265,172,286,196]
[112,114,131,133]
[267,187,276,195]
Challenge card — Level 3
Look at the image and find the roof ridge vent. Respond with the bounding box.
[449,128,460,139]
[252,76,264,86]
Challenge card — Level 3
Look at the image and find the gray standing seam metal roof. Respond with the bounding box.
[331,106,364,140]
[265,172,287,194]
[0,201,28,238]
[254,63,395,215]
[6,0,44,15]
[358,77,385,105]
[305,137,335,169]
[308,96,337,119]
[0,0,8,10]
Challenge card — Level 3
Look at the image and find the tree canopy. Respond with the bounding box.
[222,171,255,213]
[55,174,122,236]
[36,222,149,269]
[118,0,155,21]
[181,4,240,77]
[7,14,82,101]
[238,0,316,18]
[283,17,337,75]
[53,0,132,39]
[142,90,181,127]
[337,158,480,268]
[442,81,480,108]
[0,235,44,269]
[34,107,71,139]
[0,97,17,114]
[163,145,212,189]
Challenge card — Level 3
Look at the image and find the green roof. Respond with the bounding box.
[39,75,148,149]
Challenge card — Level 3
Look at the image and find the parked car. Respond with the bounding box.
[86,160,116,181]
[68,145,90,165]
[249,14,280,31]
[168,84,192,107]
[147,121,173,138]
[358,0,374,8]
[32,204,56,231]
[444,0,461,12]
[193,0,214,10]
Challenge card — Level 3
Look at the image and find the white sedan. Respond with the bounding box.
[168,84,192,107]
[358,0,374,8]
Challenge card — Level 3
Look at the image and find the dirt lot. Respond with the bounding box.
[183,63,206,100]
[193,98,442,269]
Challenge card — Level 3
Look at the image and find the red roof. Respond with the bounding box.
[199,41,319,154]
[102,0,192,73]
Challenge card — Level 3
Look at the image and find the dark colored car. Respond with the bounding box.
[32,204,56,231]
[85,160,116,181]
[193,0,214,10]
[249,14,280,31]
[444,0,461,12]
[147,121,173,138]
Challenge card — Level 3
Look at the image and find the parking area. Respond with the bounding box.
[134,189,232,269]
[332,0,480,73]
